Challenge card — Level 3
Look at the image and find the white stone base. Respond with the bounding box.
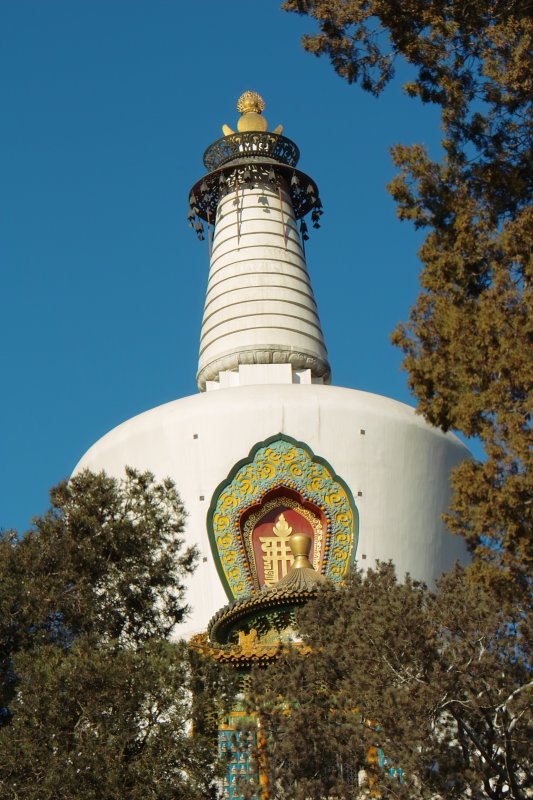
[205,363,324,390]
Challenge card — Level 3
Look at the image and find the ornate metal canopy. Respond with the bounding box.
[203,131,300,171]
[188,132,323,241]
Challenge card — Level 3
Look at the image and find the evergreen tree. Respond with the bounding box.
[0,469,229,800]
[282,0,532,591]
[251,563,532,800]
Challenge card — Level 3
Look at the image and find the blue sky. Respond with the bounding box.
[1,1,476,533]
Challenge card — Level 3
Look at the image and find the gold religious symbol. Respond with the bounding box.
[259,513,294,586]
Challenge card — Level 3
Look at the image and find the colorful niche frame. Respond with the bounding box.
[207,435,358,600]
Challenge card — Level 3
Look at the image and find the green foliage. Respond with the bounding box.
[282,0,532,592]
[0,469,230,800]
[251,563,532,800]
[0,640,221,800]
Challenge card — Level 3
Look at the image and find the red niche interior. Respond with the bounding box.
[239,488,327,589]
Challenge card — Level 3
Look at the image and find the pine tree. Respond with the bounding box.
[0,469,230,800]
[251,563,532,800]
[282,0,533,592]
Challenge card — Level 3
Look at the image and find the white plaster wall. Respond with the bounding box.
[197,181,330,388]
[73,384,470,641]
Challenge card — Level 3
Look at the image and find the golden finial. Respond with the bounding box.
[237,90,265,115]
[288,533,314,569]
[273,531,327,589]
[222,91,283,137]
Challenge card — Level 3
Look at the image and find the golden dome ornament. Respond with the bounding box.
[222,90,283,136]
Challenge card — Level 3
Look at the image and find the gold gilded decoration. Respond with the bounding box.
[236,90,265,115]
[259,513,294,586]
[274,533,327,591]
[208,437,357,600]
[243,496,324,589]
[237,628,259,655]
[273,512,292,537]
[289,533,313,569]
[222,91,283,136]
[188,631,289,667]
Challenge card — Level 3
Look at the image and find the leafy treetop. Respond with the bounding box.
[251,562,532,800]
[0,469,235,800]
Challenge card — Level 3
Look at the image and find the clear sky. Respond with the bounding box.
[1,1,477,533]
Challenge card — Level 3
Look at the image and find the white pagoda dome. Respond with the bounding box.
[74,92,468,639]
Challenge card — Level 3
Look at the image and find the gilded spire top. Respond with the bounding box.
[236,90,265,114]
[222,90,283,136]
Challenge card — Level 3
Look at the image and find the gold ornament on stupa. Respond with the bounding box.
[237,90,265,115]
[273,512,292,537]
[274,531,326,591]
[222,90,283,136]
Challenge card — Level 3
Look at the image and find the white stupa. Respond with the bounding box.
[74,92,468,639]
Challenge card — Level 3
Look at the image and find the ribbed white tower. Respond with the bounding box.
[189,90,330,390]
[197,182,329,389]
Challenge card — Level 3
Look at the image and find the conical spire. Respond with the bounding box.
[188,93,330,391]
